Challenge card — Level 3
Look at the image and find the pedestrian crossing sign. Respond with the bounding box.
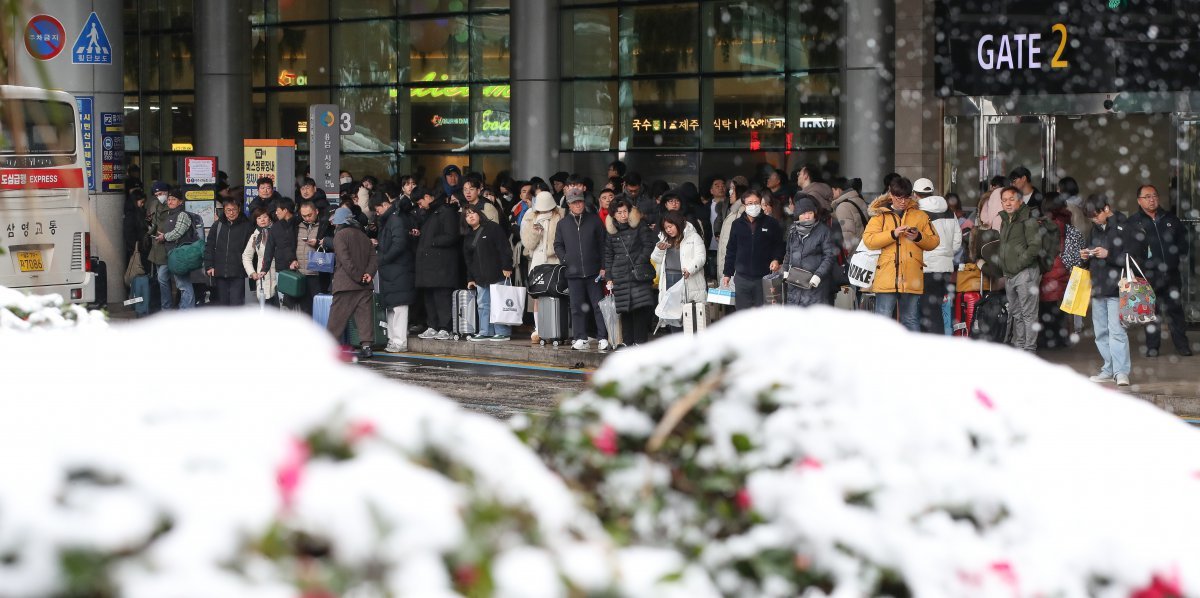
[71,12,111,65]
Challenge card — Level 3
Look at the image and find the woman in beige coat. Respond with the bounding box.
[519,191,565,343]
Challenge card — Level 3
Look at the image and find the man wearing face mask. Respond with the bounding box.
[144,181,172,310]
[722,190,784,310]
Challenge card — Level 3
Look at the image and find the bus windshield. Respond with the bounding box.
[0,99,76,155]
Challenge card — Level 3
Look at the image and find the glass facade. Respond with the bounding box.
[123,0,196,183]
[248,0,511,188]
[121,0,841,187]
[560,0,842,183]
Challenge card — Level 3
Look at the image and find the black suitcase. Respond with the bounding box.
[971,292,1011,344]
[88,257,107,308]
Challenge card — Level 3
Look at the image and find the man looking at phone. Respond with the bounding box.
[862,177,939,331]
[1078,195,1132,385]
[997,185,1044,352]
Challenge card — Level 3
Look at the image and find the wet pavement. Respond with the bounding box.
[358,353,588,419]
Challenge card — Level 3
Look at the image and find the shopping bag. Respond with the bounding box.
[1059,266,1092,317]
[762,273,784,305]
[489,278,526,325]
[655,279,685,321]
[847,240,880,289]
[599,295,621,346]
[124,242,145,286]
[706,285,735,305]
[307,248,335,273]
[1118,255,1157,327]
[833,285,856,310]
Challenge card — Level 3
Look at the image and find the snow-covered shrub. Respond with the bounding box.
[0,310,716,597]
[520,306,1200,597]
[0,286,106,330]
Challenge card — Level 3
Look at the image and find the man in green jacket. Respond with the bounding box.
[998,186,1044,353]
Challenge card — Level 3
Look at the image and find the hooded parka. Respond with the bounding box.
[376,203,417,308]
[415,196,463,289]
[862,196,940,294]
[652,221,709,304]
[603,209,658,313]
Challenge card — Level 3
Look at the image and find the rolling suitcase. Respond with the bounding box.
[953,291,981,337]
[451,289,477,340]
[312,293,333,329]
[88,257,107,309]
[682,302,706,336]
[127,274,150,317]
[346,293,388,348]
[535,296,570,346]
[971,292,1011,344]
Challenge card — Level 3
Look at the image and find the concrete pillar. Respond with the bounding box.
[195,0,251,185]
[11,0,125,303]
[840,0,895,198]
[510,0,560,180]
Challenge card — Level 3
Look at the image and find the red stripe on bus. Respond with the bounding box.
[0,168,84,189]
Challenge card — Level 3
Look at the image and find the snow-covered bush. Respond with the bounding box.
[0,310,716,597]
[0,286,106,330]
[520,307,1200,597]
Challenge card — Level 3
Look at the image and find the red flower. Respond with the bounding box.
[990,560,1019,590]
[798,456,823,470]
[347,420,377,443]
[455,564,480,588]
[591,425,618,456]
[975,389,995,410]
[735,488,752,511]
[276,437,311,512]
[1130,570,1182,598]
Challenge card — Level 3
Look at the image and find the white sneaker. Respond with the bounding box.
[434,330,452,340]
[384,342,404,353]
[572,339,589,351]
[1116,374,1131,387]
[417,327,437,339]
[1089,373,1115,383]
[598,339,610,351]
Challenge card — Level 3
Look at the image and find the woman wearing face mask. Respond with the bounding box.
[520,191,565,344]
[782,194,837,307]
[242,207,278,307]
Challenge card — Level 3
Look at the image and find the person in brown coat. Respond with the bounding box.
[327,207,379,359]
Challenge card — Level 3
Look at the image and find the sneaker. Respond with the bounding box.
[434,330,452,340]
[384,342,404,353]
[489,335,511,342]
[358,344,373,360]
[530,332,541,345]
[469,334,492,342]
[417,327,437,339]
[572,339,589,351]
[598,339,610,351]
[1089,373,1115,383]
[1116,374,1131,387]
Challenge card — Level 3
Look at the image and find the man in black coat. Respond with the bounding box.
[247,176,291,215]
[372,193,418,352]
[1127,184,1193,356]
[204,198,254,306]
[722,190,784,310]
[414,188,462,340]
[554,190,610,351]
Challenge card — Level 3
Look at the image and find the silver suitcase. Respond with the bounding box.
[536,296,570,346]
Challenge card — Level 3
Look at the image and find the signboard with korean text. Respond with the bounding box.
[75,96,94,191]
[308,104,340,194]
[243,139,296,213]
[100,112,124,193]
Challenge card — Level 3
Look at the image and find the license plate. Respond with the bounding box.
[17,250,43,272]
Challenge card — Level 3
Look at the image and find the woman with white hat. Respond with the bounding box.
[519,191,565,344]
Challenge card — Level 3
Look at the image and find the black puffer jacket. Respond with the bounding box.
[464,218,514,287]
[603,210,657,313]
[415,197,462,289]
[203,213,254,278]
[554,210,606,279]
[377,204,417,308]
[783,221,837,307]
[1086,211,1131,298]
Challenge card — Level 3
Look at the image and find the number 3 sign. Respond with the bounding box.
[339,110,354,135]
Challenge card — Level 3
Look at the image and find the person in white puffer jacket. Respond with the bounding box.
[915,178,962,335]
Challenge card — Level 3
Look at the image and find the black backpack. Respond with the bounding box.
[528,263,568,297]
[971,293,1011,344]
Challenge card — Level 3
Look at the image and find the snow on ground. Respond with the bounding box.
[534,306,1200,597]
[0,286,107,331]
[0,303,708,597]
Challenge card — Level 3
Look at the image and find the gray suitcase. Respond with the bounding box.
[682,301,706,336]
[452,289,477,340]
[536,296,570,346]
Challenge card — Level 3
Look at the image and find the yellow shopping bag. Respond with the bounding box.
[1060,266,1092,316]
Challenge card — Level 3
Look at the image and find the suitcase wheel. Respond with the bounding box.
[552,341,560,347]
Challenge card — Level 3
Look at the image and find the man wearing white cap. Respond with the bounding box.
[915,177,962,334]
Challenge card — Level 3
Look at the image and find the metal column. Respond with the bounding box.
[195,0,251,186]
[840,0,895,197]
[510,0,561,180]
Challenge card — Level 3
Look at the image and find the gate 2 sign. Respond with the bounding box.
[24,15,66,60]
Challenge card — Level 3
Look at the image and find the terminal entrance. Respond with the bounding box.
[943,108,1200,323]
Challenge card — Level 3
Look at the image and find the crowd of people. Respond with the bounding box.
[120,160,1192,378]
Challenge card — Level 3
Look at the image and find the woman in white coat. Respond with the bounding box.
[651,211,707,331]
[242,207,278,306]
[519,191,565,343]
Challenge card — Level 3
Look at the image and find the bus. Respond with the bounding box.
[0,85,95,304]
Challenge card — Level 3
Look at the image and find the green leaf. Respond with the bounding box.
[731,433,753,453]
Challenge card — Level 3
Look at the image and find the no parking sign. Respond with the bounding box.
[24,14,66,61]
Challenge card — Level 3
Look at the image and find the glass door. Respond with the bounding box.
[983,115,1052,192]
[1174,115,1200,322]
